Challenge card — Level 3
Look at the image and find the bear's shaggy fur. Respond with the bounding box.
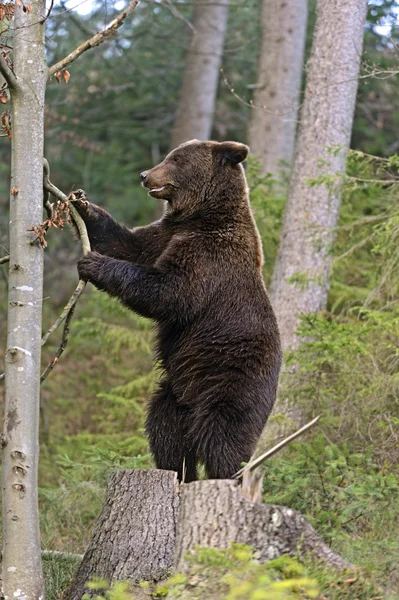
[76,140,282,481]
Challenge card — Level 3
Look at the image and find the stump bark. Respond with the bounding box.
[69,469,180,600]
[174,479,350,572]
[69,470,350,598]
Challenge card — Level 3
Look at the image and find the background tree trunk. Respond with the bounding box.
[1,1,47,597]
[70,469,349,597]
[154,0,230,219]
[248,0,308,177]
[169,0,230,148]
[270,0,368,351]
[70,470,180,600]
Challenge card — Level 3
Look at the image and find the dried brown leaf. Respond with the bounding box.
[1,110,12,140]
[54,71,62,84]
[62,69,71,84]
[0,2,15,19]
[11,187,19,196]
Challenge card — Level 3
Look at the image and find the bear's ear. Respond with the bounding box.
[218,141,249,166]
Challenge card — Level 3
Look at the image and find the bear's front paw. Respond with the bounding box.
[77,251,106,283]
[70,189,91,218]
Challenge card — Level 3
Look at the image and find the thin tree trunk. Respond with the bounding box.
[70,469,350,597]
[270,0,368,351]
[1,2,47,597]
[248,0,307,176]
[169,0,230,148]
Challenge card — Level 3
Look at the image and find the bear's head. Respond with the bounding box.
[141,140,249,217]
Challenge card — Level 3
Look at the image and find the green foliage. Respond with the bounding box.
[81,547,319,600]
[160,547,319,600]
[246,157,286,283]
[283,308,399,466]
[43,552,81,600]
[263,437,399,547]
[83,578,134,600]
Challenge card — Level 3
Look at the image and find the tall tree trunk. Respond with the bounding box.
[169,0,230,148]
[270,0,368,351]
[248,0,307,177]
[154,0,230,219]
[1,1,47,597]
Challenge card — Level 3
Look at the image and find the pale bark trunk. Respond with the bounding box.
[270,0,368,351]
[169,0,230,148]
[154,0,230,219]
[248,0,307,176]
[69,470,180,600]
[1,2,47,598]
[70,470,349,597]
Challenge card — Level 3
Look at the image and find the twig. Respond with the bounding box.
[43,158,54,219]
[40,0,54,23]
[42,169,90,254]
[40,303,76,383]
[233,416,320,478]
[0,255,10,265]
[0,53,17,90]
[40,160,91,383]
[41,280,85,346]
[48,0,139,76]
[334,232,376,263]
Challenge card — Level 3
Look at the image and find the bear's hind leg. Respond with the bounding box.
[193,402,260,480]
[146,380,197,482]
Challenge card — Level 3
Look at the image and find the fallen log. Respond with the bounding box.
[69,469,350,599]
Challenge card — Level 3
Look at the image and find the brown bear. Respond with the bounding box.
[76,140,282,482]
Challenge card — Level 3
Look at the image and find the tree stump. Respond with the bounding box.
[69,469,180,600]
[174,479,350,572]
[69,470,350,598]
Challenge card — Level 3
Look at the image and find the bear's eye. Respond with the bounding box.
[172,155,180,163]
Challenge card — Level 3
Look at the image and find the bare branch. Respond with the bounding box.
[43,166,90,254]
[233,415,321,478]
[40,302,77,383]
[0,53,17,90]
[43,158,54,219]
[41,279,86,347]
[48,0,139,76]
[0,255,10,265]
[40,163,91,382]
[40,0,54,23]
